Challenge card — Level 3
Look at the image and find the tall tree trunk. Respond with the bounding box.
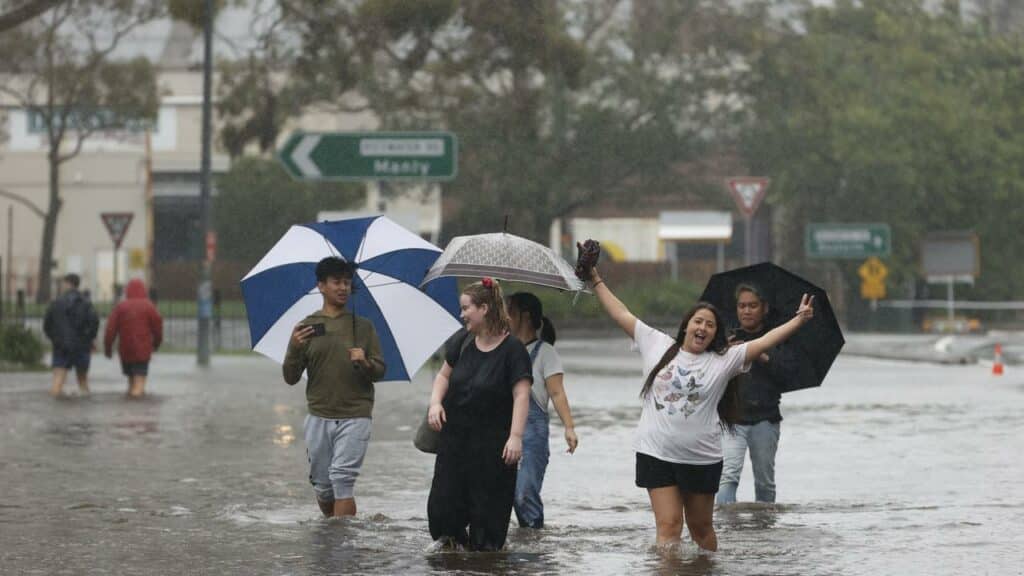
[36,149,61,303]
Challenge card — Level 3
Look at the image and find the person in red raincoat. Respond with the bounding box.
[104,278,163,398]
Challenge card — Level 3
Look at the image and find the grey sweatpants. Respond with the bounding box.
[304,414,372,501]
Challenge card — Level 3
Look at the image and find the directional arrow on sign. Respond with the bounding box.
[278,131,457,181]
[291,134,322,178]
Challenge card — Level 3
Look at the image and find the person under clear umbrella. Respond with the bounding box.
[426,278,533,551]
[506,292,578,529]
[582,262,814,552]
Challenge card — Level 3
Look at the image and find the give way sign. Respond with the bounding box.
[726,177,770,217]
[101,212,133,249]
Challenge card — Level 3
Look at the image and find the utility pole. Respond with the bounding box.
[145,130,154,290]
[196,0,213,366]
[6,205,12,307]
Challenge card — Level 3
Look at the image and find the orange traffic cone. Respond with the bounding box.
[992,344,1005,376]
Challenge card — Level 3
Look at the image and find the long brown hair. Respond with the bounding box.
[462,279,510,335]
[641,302,741,430]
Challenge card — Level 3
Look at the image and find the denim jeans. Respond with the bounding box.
[514,398,550,528]
[717,420,781,504]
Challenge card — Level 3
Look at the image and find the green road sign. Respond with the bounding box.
[278,131,457,181]
[806,223,891,259]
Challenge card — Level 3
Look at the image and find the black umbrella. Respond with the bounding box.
[699,262,844,393]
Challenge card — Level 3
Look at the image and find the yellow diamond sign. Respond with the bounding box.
[858,257,888,300]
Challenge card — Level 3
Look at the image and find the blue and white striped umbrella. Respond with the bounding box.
[240,216,461,382]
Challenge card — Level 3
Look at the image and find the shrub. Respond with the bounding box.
[0,324,45,367]
[501,278,702,324]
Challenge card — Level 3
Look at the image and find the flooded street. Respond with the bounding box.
[2,338,1022,575]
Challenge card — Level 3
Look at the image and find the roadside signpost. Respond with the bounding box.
[279,131,458,181]
[922,231,980,326]
[858,256,888,302]
[806,223,891,259]
[101,212,133,300]
[725,177,770,265]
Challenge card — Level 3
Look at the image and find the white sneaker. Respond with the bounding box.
[424,537,462,553]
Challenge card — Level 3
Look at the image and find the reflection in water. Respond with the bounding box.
[716,503,779,531]
[647,543,717,576]
[112,420,159,435]
[424,550,554,576]
[273,424,296,446]
[272,403,298,416]
[308,522,359,575]
[45,421,95,447]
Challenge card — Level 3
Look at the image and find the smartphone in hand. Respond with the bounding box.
[309,323,326,337]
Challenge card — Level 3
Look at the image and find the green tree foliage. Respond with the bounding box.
[213,157,363,266]
[739,0,1024,299]
[218,0,748,244]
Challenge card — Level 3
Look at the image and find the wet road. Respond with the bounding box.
[1,338,1022,575]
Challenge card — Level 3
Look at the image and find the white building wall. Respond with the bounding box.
[568,217,663,262]
[1,70,444,301]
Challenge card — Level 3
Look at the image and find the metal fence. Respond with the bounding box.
[1,292,252,352]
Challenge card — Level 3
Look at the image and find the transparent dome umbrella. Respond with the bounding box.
[421,232,586,292]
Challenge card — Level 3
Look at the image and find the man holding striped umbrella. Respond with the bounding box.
[283,257,386,518]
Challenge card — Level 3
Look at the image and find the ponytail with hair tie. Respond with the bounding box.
[463,278,509,335]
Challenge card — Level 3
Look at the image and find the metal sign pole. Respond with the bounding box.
[6,205,11,308]
[196,0,214,367]
[947,277,955,327]
[726,177,769,266]
[100,213,133,301]
[745,216,753,266]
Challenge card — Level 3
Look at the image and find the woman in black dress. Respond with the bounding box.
[426,278,533,551]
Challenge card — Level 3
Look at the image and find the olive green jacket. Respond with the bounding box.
[283,310,386,419]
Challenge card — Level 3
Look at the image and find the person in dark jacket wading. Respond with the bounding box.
[43,274,99,398]
[717,283,797,504]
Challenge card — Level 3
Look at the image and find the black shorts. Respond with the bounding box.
[121,361,149,376]
[635,452,723,494]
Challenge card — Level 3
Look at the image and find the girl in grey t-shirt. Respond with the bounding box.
[507,292,579,529]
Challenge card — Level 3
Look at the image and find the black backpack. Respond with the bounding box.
[66,294,98,342]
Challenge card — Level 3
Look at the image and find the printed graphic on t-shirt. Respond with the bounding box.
[652,362,707,418]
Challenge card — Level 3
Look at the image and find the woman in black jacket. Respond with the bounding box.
[717,283,798,504]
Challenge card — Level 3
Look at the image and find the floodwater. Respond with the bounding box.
[1,337,1022,575]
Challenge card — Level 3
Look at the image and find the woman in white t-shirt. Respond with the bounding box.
[506,292,578,529]
[584,264,814,552]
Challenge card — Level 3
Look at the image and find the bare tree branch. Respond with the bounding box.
[0,188,47,218]
[56,123,97,163]
[580,0,624,48]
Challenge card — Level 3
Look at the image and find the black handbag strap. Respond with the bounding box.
[450,329,474,366]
